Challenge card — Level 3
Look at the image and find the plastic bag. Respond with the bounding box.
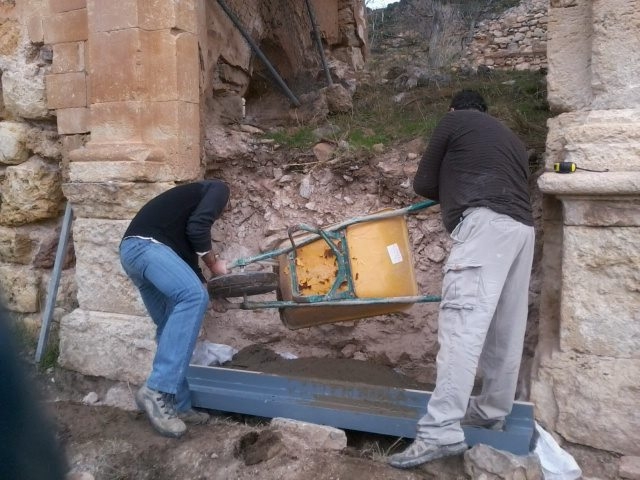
[533,422,582,480]
[191,340,238,366]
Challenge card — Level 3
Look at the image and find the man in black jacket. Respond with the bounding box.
[120,180,230,438]
[388,90,535,468]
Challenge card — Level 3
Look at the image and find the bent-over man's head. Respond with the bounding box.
[449,90,487,112]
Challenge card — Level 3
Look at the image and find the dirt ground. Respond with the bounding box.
[38,355,470,480]
[35,355,620,480]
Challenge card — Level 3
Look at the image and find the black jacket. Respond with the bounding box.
[123,180,230,280]
[413,109,533,233]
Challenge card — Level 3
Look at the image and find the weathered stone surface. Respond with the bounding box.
[323,83,353,114]
[562,198,640,227]
[143,30,199,103]
[0,18,20,56]
[143,101,200,180]
[531,351,640,456]
[49,0,86,14]
[58,309,155,384]
[52,41,85,73]
[0,156,63,226]
[464,443,543,480]
[0,220,69,266]
[71,218,145,315]
[0,120,30,165]
[538,172,640,197]
[56,107,90,134]
[43,8,88,44]
[620,456,640,480]
[544,110,640,171]
[45,71,87,109]
[1,66,49,119]
[590,2,640,109]
[546,2,592,111]
[204,126,254,165]
[68,159,175,183]
[561,226,640,358]
[40,268,77,312]
[0,263,40,312]
[270,418,347,452]
[62,181,174,219]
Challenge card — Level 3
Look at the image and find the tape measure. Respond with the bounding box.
[553,162,609,174]
[554,162,576,173]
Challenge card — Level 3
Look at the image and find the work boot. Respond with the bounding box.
[135,384,187,438]
[178,408,210,425]
[387,438,468,469]
[461,413,506,431]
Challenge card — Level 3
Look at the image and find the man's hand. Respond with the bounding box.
[203,251,228,277]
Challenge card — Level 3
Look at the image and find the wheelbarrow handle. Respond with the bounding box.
[228,200,438,269]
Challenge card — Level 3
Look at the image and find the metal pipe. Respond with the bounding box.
[36,202,73,363]
[215,0,301,107]
[304,0,333,86]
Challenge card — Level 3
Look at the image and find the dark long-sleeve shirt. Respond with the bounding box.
[123,180,230,280]
[413,109,533,233]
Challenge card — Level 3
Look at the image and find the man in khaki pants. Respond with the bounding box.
[388,90,535,469]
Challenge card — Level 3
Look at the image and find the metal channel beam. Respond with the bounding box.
[188,365,534,455]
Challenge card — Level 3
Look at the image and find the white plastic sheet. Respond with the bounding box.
[534,422,582,480]
[191,340,238,367]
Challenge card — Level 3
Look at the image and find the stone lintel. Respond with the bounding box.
[59,308,155,385]
[538,172,640,197]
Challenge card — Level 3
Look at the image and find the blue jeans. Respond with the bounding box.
[119,237,209,411]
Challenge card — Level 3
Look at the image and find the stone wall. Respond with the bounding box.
[459,0,548,72]
[0,0,77,338]
[532,0,640,459]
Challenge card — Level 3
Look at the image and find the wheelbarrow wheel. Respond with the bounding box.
[208,272,278,298]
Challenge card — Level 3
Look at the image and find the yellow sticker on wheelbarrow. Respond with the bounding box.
[387,243,403,264]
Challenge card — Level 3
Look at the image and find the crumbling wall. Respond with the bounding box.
[458,0,548,72]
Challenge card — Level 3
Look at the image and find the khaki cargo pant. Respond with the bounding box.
[416,207,535,445]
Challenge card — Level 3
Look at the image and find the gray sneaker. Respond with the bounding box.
[135,385,187,438]
[178,408,210,425]
[388,438,468,469]
[461,414,506,431]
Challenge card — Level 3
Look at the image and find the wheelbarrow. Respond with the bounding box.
[207,200,441,329]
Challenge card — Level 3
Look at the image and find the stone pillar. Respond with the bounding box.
[531,0,640,456]
[56,0,202,384]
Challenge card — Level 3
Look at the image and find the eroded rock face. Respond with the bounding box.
[0,156,63,226]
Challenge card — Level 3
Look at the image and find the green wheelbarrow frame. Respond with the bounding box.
[213,199,441,310]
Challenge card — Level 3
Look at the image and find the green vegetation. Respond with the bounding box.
[265,127,316,149]
[10,319,59,371]
[267,69,550,164]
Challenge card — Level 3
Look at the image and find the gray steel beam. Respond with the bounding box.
[188,365,534,455]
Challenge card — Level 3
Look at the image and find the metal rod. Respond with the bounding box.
[222,294,441,310]
[35,202,73,363]
[304,0,333,86]
[216,0,301,107]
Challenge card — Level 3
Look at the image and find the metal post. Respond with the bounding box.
[35,202,73,363]
[215,0,301,107]
[304,0,333,86]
